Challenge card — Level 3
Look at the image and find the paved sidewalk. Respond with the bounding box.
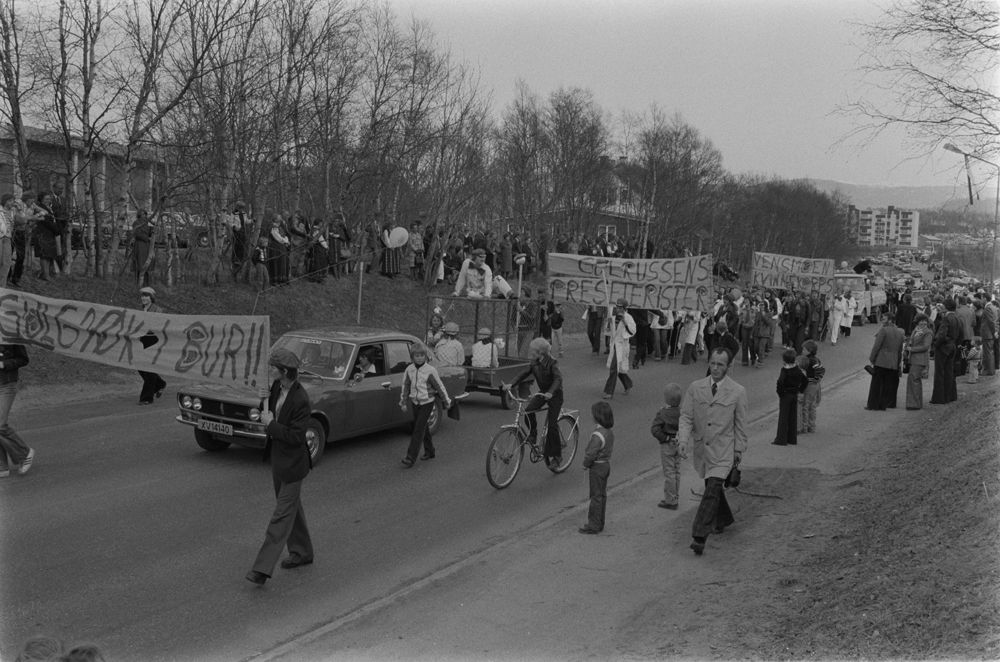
[251,368,904,662]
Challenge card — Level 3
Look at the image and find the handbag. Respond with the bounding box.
[724,456,741,488]
[446,398,460,421]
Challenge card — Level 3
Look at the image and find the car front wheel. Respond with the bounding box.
[306,418,327,466]
[194,428,231,452]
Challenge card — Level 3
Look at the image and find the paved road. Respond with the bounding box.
[0,325,878,661]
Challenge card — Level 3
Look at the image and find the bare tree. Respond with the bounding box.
[845,0,999,159]
[0,0,38,191]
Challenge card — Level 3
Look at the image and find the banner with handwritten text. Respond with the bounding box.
[0,290,270,389]
[547,253,714,311]
[751,252,835,294]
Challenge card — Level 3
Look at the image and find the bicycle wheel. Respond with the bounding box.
[549,415,580,473]
[487,428,524,489]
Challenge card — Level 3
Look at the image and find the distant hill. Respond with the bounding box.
[805,178,997,212]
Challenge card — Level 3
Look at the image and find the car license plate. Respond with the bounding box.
[197,419,232,436]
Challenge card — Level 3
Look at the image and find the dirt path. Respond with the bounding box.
[250,369,999,661]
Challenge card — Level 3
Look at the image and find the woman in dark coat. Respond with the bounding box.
[33,192,61,282]
[930,298,961,404]
[327,216,351,277]
[267,216,291,285]
[306,219,328,283]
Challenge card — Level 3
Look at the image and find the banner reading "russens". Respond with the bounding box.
[0,289,270,389]
[751,252,835,294]
[546,253,714,310]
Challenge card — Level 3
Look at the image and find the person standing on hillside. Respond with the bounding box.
[679,348,748,556]
[905,314,933,409]
[981,299,996,377]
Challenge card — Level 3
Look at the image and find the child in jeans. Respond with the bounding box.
[798,340,826,433]
[774,349,807,446]
[966,336,982,383]
[651,383,683,510]
[580,401,615,534]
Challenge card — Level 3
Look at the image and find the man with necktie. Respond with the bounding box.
[678,348,749,556]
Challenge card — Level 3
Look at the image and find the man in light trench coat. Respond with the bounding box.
[603,298,635,398]
[679,346,748,556]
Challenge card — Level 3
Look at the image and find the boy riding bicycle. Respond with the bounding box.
[503,337,564,469]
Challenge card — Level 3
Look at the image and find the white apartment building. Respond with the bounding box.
[847,205,920,248]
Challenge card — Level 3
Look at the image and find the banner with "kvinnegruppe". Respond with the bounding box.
[546,252,715,311]
[751,252,835,294]
[0,289,270,390]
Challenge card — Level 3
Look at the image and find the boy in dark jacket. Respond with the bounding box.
[773,349,807,446]
[651,383,683,510]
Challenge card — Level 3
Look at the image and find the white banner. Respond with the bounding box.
[751,252,836,294]
[547,252,714,311]
[0,289,271,390]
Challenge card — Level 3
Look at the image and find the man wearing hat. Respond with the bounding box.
[246,348,314,586]
[604,298,635,398]
[453,248,492,298]
[435,322,466,367]
[137,287,167,404]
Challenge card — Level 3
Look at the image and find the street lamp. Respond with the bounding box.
[944,143,1000,294]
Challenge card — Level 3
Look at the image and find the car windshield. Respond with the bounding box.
[273,336,355,379]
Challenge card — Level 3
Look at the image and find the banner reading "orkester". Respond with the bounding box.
[751,252,835,294]
[547,252,714,310]
[0,289,270,389]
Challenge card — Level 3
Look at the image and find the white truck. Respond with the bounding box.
[833,272,887,325]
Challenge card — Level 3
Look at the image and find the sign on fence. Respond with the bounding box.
[751,252,836,294]
[547,253,714,311]
[0,289,270,389]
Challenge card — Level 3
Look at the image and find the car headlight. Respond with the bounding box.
[249,408,261,422]
[181,395,193,408]
[192,397,202,411]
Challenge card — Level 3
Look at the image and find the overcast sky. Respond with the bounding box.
[387,0,971,189]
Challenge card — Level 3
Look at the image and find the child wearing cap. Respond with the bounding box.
[651,384,684,510]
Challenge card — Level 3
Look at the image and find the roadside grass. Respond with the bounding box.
[761,377,1000,659]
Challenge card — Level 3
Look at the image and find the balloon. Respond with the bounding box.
[730,287,742,300]
[841,261,848,269]
[388,227,409,248]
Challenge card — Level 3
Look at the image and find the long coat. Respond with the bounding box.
[678,375,749,480]
[606,311,635,373]
[869,323,905,370]
[263,380,312,483]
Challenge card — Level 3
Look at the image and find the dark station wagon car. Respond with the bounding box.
[176,327,468,464]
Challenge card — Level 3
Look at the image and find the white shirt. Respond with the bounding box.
[471,340,499,368]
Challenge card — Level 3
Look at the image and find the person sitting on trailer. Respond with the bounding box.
[435,322,466,367]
